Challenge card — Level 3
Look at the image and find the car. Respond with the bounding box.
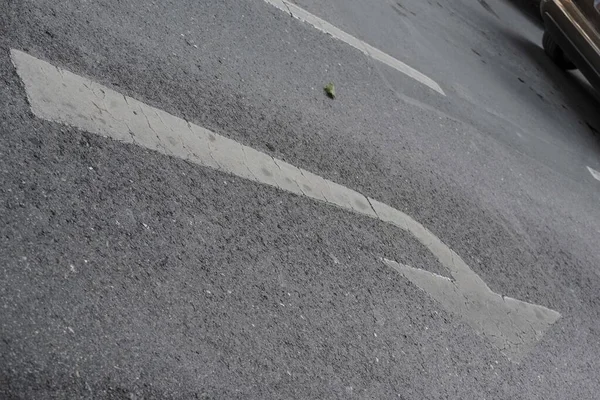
[540,0,600,90]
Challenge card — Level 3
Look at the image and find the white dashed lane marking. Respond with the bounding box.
[588,166,600,182]
[262,0,445,96]
[12,49,559,362]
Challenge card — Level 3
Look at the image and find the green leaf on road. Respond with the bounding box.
[324,83,335,99]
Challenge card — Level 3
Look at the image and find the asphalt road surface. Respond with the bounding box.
[1,0,600,398]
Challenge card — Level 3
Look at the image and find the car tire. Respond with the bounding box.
[542,31,577,70]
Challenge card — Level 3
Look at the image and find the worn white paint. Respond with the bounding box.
[11,49,559,361]
[588,166,600,182]
[262,0,445,96]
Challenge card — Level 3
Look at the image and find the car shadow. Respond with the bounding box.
[501,0,544,28]
[502,28,600,142]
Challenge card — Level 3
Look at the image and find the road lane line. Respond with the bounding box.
[262,0,445,96]
[588,166,600,182]
[11,49,558,361]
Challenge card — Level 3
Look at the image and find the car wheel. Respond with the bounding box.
[542,31,577,70]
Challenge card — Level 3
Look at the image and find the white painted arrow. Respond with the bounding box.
[588,166,600,182]
[11,49,559,361]
[262,0,445,95]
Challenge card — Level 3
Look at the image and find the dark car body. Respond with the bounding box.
[541,0,600,90]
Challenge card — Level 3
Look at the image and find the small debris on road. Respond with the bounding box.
[324,83,336,99]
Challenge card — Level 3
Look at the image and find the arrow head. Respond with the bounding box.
[383,258,561,362]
